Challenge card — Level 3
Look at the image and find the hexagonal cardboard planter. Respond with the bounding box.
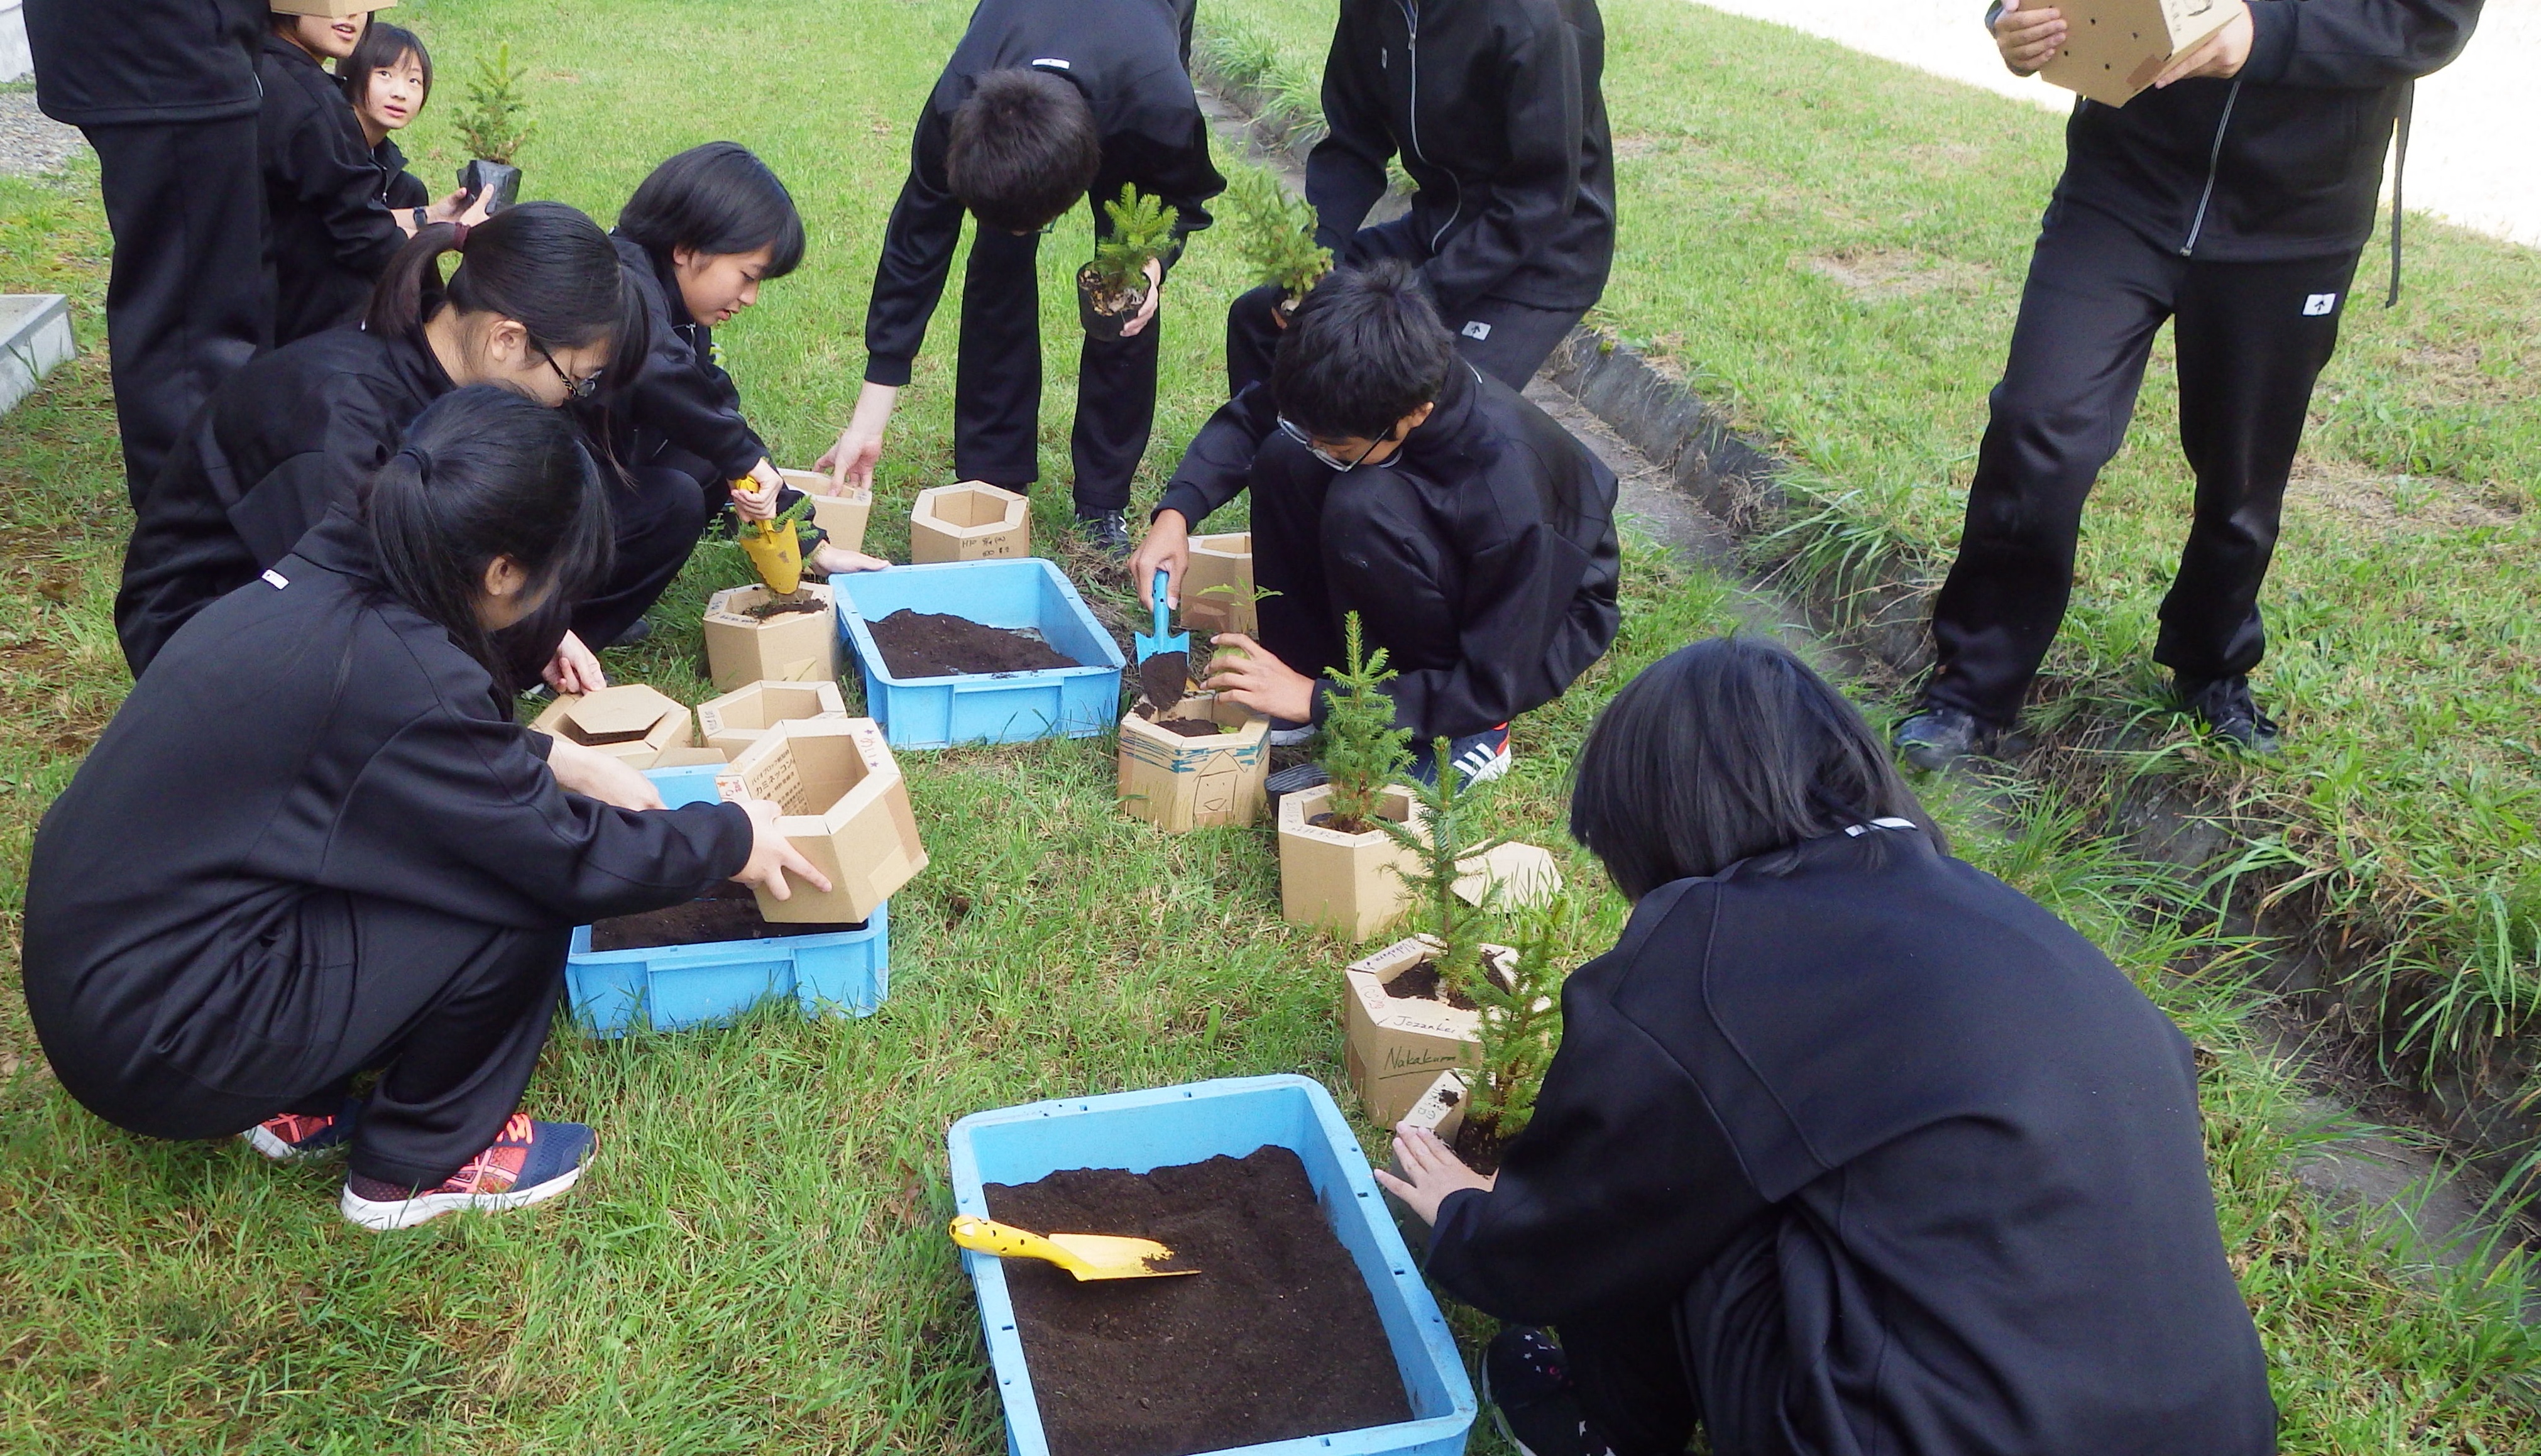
[909,481,1029,564]
[530,684,694,768]
[778,468,873,556]
[1276,782,1425,941]
[721,718,928,924]
[1117,691,1270,833]
[1180,532,1257,639]
[703,582,838,692]
[696,679,847,756]
[1342,934,1517,1127]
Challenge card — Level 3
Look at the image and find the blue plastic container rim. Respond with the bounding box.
[835,558,1127,687]
[947,1074,1478,1456]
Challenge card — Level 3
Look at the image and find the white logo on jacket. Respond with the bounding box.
[2303,293,2339,316]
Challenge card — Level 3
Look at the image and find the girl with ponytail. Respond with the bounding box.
[118,200,649,686]
[26,387,830,1233]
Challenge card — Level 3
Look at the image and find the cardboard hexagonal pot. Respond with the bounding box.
[696,679,847,755]
[1276,782,1424,941]
[1180,532,1257,639]
[909,481,1029,564]
[1117,691,1270,832]
[1342,935,1517,1126]
[778,468,872,556]
[720,718,927,924]
[530,684,694,768]
[703,582,838,692]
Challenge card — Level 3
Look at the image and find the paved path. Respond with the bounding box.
[1688,0,2540,248]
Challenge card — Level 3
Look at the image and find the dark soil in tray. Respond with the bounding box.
[1381,957,1479,1012]
[742,593,826,620]
[588,882,866,951]
[984,1146,1411,1456]
[868,608,1080,679]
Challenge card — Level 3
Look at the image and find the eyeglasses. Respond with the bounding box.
[1277,416,1388,473]
[536,346,603,402]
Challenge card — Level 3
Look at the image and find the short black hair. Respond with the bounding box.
[946,68,1100,234]
[1270,259,1457,441]
[1569,636,1941,899]
[617,141,807,278]
[339,21,431,109]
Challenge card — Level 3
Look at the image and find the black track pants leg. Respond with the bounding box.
[1556,1303,1701,1456]
[953,224,1044,491]
[85,117,270,506]
[1226,283,1287,398]
[571,453,718,650]
[1071,287,1162,515]
[1440,297,1587,389]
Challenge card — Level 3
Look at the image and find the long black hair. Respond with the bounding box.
[359,386,612,682]
[339,21,431,109]
[1570,637,1941,899]
[365,201,651,392]
[617,141,806,278]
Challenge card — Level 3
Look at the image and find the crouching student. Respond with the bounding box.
[1373,637,2278,1456]
[1128,261,1620,785]
[341,21,435,214]
[574,142,887,650]
[23,389,833,1232]
[118,202,642,688]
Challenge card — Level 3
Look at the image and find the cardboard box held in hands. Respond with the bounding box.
[778,469,873,557]
[2038,0,2237,106]
[697,680,847,755]
[718,718,926,924]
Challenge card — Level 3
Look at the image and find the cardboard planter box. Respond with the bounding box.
[1400,1069,1468,1144]
[1453,841,1565,911]
[778,468,873,556]
[1180,532,1257,639]
[531,684,694,768]
[2039,0,2236,106]
[697,679,847,755]
[1116,691,1270,832]
[910,481,1029,564]
[703,582,838,692]
[720,718,926,924]
[1277,782,1425,941]
[1342,935,1517,1127]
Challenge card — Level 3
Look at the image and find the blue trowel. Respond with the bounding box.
[1133,568,1192,713]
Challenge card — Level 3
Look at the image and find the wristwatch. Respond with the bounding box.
[412,206,430,230]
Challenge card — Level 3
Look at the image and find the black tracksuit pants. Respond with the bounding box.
[954,216,1165,516]
[84,116,272,506]
[1549,1222,1803,1456]
[41,892,568,1190]
[1923,200,2360,727]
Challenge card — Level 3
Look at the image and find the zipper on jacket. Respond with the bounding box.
[1394,0,1462,252]
[2180,79,2241,257]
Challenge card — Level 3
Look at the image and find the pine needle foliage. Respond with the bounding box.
[1087,184,1180,302]
[1226,167,1332,300]
[1318,613,1412,833]
[1465,892,1576,1136]
[1380,736,1512,999]
[455,42,535,164]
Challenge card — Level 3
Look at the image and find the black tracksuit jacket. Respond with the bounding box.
[1310,0,1615,314]
[1158,364,1619,739]
[2049,0,2482,260]
[118,326,453,676]
[258,36,407,344]
[581,234,772,483]
[863,0,1225,388]
[1425,827,2278,1455]
[373,137,431,212]
[25,510,752,1132]
[24,0,267,124]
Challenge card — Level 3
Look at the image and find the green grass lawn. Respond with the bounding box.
[3,0,2540,1450]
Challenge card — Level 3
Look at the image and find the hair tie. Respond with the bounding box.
[449,222,471,253]
[400,445,434,476]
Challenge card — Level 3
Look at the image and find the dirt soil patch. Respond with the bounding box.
[743,594,827,620]
[1449,1110,1512,1177]
[1380,957,1478,1012]
[1800,246,1989,301]
[984,1147,1410,1456]
[1135,709,1227,739]
[588,882,867,951]
[2283,454,2516,535]
[868,609,1080,678]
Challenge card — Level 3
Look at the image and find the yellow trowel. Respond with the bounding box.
[949,1214,1196,1281]
[735,481,806,597]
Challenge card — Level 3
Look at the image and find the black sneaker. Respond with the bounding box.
[1075,509,1133,560]
[1891,705,1995,772]
[1481,1327,1615,1456]
[607,618,652,649]
[1264,761,1330,814]
[2178,674,2281,755]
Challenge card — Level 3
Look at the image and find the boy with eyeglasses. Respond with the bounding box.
[1130,261,1620,787]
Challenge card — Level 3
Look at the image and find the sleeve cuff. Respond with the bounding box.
[1309,679,1335,726]
[2241,1,2297,85]
[864,356,915,388]
[527,730,556,760]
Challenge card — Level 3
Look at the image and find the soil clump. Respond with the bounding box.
[1137,649,1190,716]
[869,608,1080,678]
[589,882,867,951]
[1380,958,1479,1012]
[742,594,826,620]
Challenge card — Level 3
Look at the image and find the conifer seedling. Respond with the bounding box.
[1380,736,1512,1002]
[1317,612,1412,834]
[1463,892,1576,1139]
[1225,167,1332,305]
[1084,184,1181,313]
[456,42,535,166]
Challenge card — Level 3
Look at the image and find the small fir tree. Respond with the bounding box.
[1463,892,1576,1138]
[1225,167,1332,302]
[1317,613,1413,833]
[1085,184,1180,309]
[456,43,534,165]
[1380,737,1511,1000]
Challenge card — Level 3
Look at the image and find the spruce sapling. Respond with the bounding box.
[1380,737,1512,1000]
[1463,892,1576,1139]
[1084,184,1180,312]
[456,42,534,165]
[1317,612,1412,833]
[1225,167,1332,304]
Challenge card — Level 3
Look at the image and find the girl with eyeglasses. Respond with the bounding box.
[119,203,647,689]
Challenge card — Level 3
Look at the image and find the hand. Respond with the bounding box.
[818,381,899,494]
[2152,1,2253,88]
[810,541,891,574]
[1117,257,1166,339]
[1201,633,1317,723]
[1371,1122,1495,1226]
[1992,0,2066,77]
[729,797,833,901]
[1127,508,1192,611]
[732,458,784,523]
[543,630,607,696]
[545,738,666,812]
[414,186,475,230]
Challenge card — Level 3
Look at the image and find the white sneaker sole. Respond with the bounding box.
[1268,726,1315,747]
[339,1164,583,1232]
[242,1126,337,1161]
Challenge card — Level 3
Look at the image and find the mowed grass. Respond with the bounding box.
[0,0,2538,1450]
[1207,0,2541,1073]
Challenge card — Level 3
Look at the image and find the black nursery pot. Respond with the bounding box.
[458,160,522,215]
[1075,263,1144,342]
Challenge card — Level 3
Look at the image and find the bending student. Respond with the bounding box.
[1130,261,1619,786]
[1375,637,2277,1456]
[23,388,830,1232]
[118,204,643,686]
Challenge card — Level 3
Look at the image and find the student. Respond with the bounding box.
[340,21,436,214]
[23,388,833,1232]
[1376,637,2278,1456]
[576,143,889,650]
[22,0,272,504]
[1131,261,1620,785]
[1893,0,2484,767]
[260,1,478,344]
[1223,0,1615,398]
[821,0,1225,557]
[118,203,644,684]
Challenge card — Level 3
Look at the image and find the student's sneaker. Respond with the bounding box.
[339,1115,595,1232]
[1074,509,1133,560]
[1263,761,1331,814]
[1891,704,1996,772]
[2177,673,2282,756]
[607,618,653,649]
[242,1098,361,1161]
[1266,719,1317,748]
[1481,1327,1616,1456]
[1449,731,1513,785]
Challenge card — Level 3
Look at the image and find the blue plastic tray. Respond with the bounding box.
[834,559,1126,749]
[947,1075,1477,1456]
[642,759,729,807]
